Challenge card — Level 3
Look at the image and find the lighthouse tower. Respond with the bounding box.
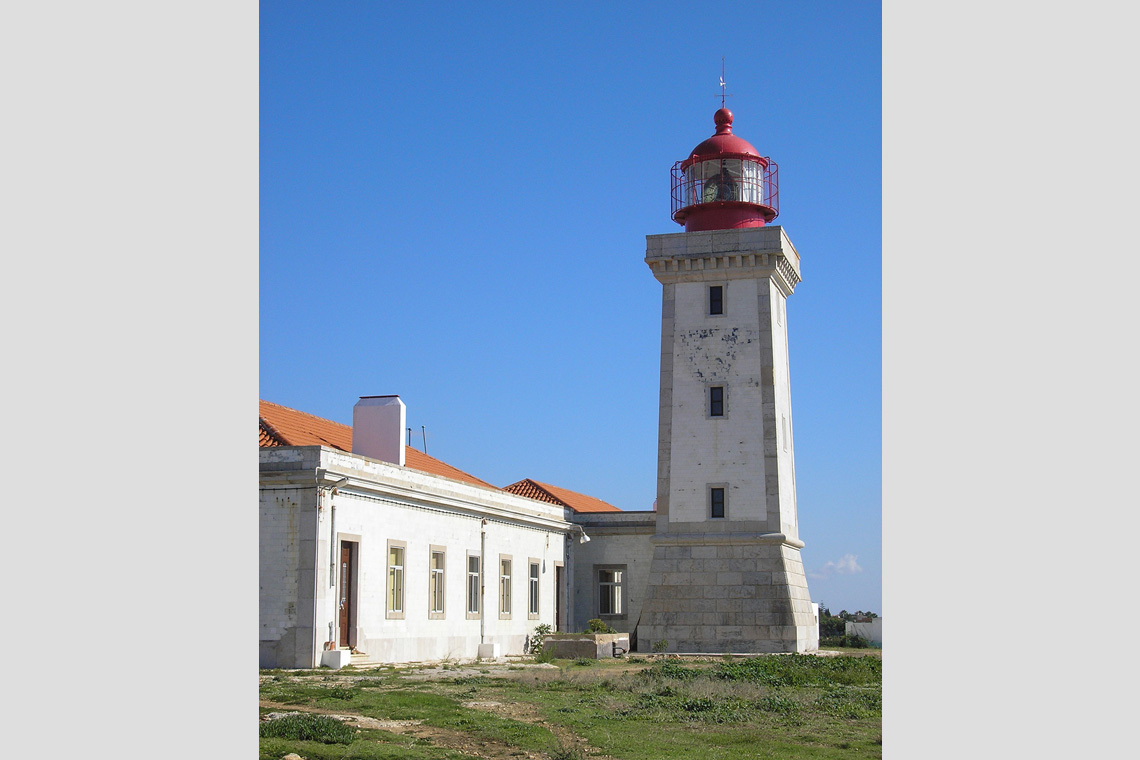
[636,108,817,653]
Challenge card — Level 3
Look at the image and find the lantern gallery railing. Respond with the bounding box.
[671,155,779,220]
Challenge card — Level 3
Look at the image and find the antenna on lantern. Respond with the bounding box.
[718,57,732,108]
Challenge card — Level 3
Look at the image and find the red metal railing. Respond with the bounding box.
[671,155,779,223]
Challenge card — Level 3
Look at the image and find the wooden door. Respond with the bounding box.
[555,565,565,632]
[339,541,354,648]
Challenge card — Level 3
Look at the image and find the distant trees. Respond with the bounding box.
[818,606,879,638]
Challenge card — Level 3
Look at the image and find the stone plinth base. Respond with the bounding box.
[636,539,817,653]
[544,633,630,660]
[320,649,352,669]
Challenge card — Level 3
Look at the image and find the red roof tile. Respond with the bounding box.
[502,478,622,513]
[259,399,497,490]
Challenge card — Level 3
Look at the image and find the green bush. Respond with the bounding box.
[651,639,669,653]
[259,713,356,744]
[529,623,553,655]
[586,618,616,634]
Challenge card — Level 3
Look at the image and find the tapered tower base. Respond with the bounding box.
[636,537,817,653]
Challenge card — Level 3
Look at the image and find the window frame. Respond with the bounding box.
[709,385,725,418]
[466,551,481,619]
[428,545,446,619]
[498,554,513,620]
[528,559,541,619]
[386,539,406,619]
[595,565,627,620]
[709,484,728,519]
[709,284,725,316]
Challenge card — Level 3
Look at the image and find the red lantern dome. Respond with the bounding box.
[671,108,779,232]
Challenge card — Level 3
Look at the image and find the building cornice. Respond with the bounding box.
[650,531,806,549]
[645,226,801,296]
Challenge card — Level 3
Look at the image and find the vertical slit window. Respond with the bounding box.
[710,386,724,417]
[711,487,725,519]
[709,285,723,315]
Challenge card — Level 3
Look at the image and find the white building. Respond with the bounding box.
[259,397,642,668]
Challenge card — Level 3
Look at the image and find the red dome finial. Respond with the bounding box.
[714,108,733,134]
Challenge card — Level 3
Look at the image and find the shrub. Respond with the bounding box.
[529,623,553,655]
[259,713,356,744]
[652,639,669,653]
[586,618,616,634]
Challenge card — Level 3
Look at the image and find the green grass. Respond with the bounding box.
[260,653,882,759]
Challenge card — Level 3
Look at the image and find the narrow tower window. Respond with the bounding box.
[710,487,725,519]
[709,386,724,417]
[709,285,723,315]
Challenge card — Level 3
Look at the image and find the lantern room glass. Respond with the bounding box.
[684,158,765,206]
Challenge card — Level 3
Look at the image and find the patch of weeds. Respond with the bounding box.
[641,660,700,682]
[651,639,669,653]
[813,686,882,719]
[756,693,801,717]
[627,656,645,664]
[715,654,881,687]
[548,741,586,760]
[259,714,356,744]
[453,676,491,686]
[572,657,595,667]
[327,685,355,700]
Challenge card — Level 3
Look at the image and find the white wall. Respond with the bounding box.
[668,277,769,525]
[260,445,572,667]
[845,618,883,646]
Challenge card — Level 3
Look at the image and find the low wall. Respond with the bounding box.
[544,632,631,660]
[845,618,882,646]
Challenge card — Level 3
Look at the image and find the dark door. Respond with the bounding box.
[339,541,354,648]
[555,565,565,632]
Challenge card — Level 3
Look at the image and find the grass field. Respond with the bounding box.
[258,650,881,760]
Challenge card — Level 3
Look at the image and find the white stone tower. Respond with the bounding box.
[636,108,817,653]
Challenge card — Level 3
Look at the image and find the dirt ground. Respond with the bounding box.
[259,659,621,759]
[259,652,871,759]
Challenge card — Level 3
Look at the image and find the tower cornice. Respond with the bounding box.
[645,226,801,296]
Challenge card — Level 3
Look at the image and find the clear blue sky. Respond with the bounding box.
[260,1,882,615]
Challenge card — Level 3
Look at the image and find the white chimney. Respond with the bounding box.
[352,395,406,466]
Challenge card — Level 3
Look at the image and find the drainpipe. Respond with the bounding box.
[480,518,487,645]
[312,472,324,668]
[328,478,348,648]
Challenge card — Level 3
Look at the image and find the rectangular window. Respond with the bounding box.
[429,548,445,618]
[528,561,540,618]
[499,556,512,618]
[709,386,724,417]
[711,487,725,519]
[467,554,480,617]
[598,568,624,616]
[709,285,723,315]
[387,543,405,617]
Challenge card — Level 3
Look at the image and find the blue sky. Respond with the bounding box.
[260,1,882,615]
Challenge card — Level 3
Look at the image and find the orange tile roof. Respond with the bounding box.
[259,399,497,490]
[502,478,622,513]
